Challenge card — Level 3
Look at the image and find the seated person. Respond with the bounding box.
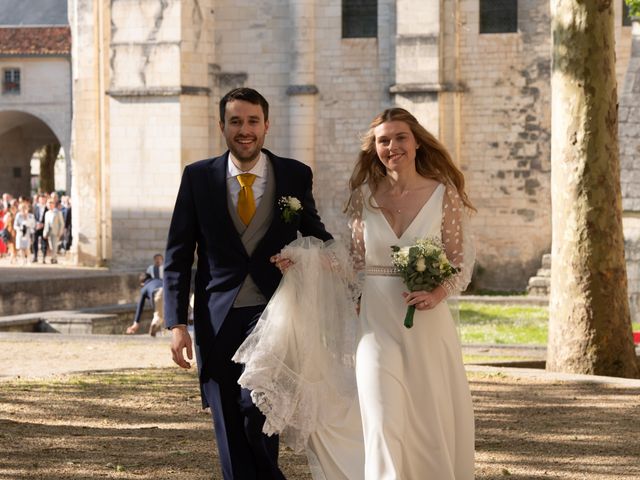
[126,253,164,334]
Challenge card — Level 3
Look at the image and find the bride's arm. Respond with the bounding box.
[440,183,476,297]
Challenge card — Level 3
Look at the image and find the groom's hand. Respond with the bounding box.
[170,325,193,368]
[270,253,293,273]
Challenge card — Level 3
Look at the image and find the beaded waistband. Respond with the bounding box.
[365,265,400,276]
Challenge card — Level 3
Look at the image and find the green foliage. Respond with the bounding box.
[627,0,640,18]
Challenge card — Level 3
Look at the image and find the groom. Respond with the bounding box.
[163,87,332,479]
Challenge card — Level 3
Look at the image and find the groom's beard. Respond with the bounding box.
[228,135,265,165]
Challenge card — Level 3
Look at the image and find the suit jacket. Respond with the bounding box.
[43,209,64,238]
[163,149,332,383]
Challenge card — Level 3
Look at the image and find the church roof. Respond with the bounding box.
[0,26,71,56]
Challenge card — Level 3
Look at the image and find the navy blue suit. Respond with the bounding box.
[163,149,331,479]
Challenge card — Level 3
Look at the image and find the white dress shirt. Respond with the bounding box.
[226,152,268,210]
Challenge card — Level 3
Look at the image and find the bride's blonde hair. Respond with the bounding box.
[345,108,475,212]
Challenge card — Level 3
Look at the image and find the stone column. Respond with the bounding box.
[287,0,317,167]
[68,0,110,266]
[392,0,442,135]
[619,18,640,323]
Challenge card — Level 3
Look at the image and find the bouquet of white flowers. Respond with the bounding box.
[391,237,460,328]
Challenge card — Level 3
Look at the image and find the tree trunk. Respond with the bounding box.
[39,143,60,194]
[548,0,639,377]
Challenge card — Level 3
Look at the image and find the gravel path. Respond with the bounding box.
[1,332,639,479]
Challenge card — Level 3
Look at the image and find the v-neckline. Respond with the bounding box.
[369,183,443,240]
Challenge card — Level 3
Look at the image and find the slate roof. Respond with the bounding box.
[0,0,68,26]
[0,26,71,56]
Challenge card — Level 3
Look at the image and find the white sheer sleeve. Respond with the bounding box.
[441,183,475,296]
[232,237,359,453]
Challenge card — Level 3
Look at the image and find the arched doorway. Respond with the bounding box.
[0,110,69,197]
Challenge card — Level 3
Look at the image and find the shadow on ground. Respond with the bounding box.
[0,369,638,479]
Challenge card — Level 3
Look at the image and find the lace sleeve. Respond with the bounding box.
[441,183,475,296]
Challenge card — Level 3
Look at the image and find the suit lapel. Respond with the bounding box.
[266,150,287,209]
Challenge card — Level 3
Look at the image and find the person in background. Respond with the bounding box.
[126,253,164,334]
[0,203,6,257]
[1,193,12,211]
[60,195,72,253]
[32,195,48,263]
[14,201,35,265]
[3,201,17,263]
[43,198,65,264]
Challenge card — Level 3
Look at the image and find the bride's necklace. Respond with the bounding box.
[382,188,414,214]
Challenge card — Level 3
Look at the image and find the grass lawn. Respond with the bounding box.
[459,302,640,345]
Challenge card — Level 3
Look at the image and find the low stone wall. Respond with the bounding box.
[0,304,154,334]
[0,272,141,316]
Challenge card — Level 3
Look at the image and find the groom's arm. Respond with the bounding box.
[164,167,198,369]
[163,166,197,329]
[298,167,332,242]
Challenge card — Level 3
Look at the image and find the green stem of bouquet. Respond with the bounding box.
[404,305,416,328]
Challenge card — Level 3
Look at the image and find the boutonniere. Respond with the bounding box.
[278,196,303,223]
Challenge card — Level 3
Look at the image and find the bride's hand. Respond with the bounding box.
[403,286,447,311]
[270,253,294,273]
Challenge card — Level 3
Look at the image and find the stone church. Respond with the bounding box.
[1,0,636,292]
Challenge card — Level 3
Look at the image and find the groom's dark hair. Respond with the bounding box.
[219,87,269,123]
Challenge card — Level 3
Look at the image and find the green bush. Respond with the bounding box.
[627,0,640,18]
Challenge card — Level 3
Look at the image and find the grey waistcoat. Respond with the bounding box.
[227,160,276,307]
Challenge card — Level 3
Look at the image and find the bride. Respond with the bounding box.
[234,107,476,479]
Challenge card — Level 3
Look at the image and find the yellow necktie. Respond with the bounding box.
[237,173,257,225]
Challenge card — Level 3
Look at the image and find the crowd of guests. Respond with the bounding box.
[0,191,72,265]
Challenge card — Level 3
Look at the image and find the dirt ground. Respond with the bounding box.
[0,333,639,479]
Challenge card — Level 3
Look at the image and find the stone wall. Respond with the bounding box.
[620,21,640,213]
[453,0,633,290]
[210,0,395,239]
[64,0,636,289]
[456,0,552,289]
[107,0,213,267]
[620,20,640,323]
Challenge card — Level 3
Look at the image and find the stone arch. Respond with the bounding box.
[0,109,70,197]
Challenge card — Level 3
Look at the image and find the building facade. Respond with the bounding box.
[65,0,634,289]
[0,0,71,197]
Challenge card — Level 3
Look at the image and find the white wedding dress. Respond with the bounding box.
[353,183,475,479]
[234,182,475,480]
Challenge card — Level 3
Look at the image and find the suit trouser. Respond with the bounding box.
[133,279,163,324]
[32,228,47,260]
[47,236,59,260]
[201,305,285,480]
